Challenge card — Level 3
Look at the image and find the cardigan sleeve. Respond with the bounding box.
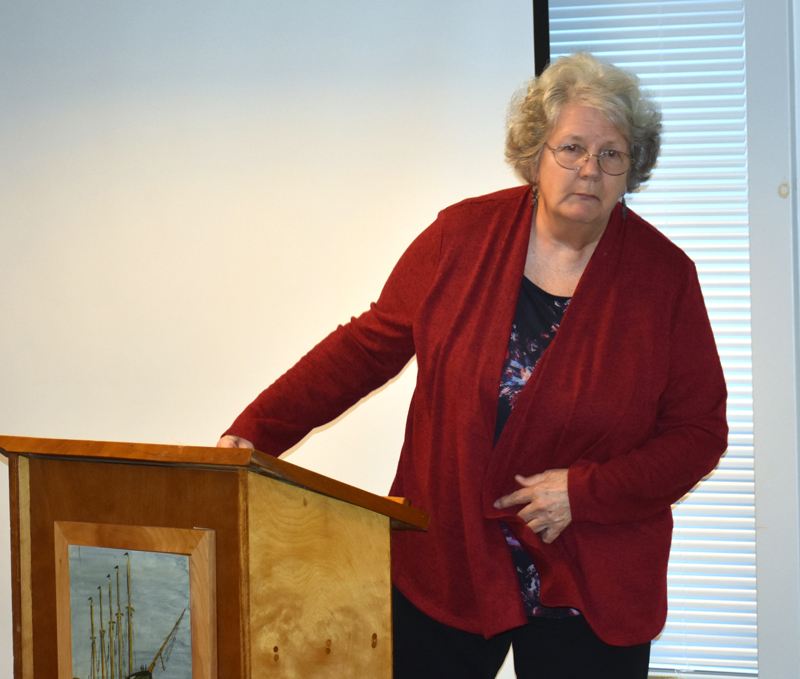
[567,263,729,525]
[223,220,443,456]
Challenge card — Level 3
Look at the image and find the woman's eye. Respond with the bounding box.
[561,145,582,155]
[605,149,620,158]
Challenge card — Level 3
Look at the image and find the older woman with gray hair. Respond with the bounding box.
[219,53,728,678]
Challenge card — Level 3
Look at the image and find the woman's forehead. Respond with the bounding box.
[549,104,628,145]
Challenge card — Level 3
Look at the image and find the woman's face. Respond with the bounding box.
[534,104,629,233]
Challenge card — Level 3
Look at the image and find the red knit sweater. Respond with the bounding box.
[225,185,728,646]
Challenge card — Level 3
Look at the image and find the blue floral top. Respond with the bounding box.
[496,277,580,618]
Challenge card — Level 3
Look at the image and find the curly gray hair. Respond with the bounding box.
[505,53,662,193]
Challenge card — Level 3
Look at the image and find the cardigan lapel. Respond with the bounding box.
[465,186,536,450]
[483,202,637,500]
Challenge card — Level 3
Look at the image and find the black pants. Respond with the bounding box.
[393,587,651,679]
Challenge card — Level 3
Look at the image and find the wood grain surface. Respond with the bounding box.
[247,472,393,678]
[0,435,429,531]
[14,455,34,679]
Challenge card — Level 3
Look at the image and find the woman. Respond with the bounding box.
[218,53,728,678]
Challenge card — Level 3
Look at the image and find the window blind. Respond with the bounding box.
[547,1,755,676]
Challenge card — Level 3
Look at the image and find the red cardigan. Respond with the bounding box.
[225,185,728,646]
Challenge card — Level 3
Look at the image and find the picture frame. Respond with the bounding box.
[53,521,216,679]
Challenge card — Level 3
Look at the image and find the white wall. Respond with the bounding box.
[0,2,533,676]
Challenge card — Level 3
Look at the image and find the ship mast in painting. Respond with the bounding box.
[97,586,106,679]
[88,597,97,679]
[79,551,187,679]
[115,566,123,679]
[125,553,134,678]
[107,575,115,679]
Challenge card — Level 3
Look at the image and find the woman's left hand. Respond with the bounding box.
[493,469,572,544]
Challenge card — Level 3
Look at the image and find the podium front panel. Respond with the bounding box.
[246,472,392,678]
[19,456,245,678]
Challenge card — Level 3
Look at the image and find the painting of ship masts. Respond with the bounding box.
[68,546,192,679]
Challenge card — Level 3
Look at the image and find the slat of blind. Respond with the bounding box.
[549,0,753,675]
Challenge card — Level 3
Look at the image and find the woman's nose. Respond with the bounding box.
[578,153,603,178]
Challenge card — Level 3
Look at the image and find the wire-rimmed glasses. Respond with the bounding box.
[545,143,631,176]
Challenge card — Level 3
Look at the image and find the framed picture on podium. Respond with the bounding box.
[53,521,216,679]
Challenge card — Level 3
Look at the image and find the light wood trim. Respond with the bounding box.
[0,435,253,467]
[0,435,430,530]
[17,456,33,679]
[52,527,71,679]
[237,469,251,679]
[250,451,429,530]
[8,454,22,679]
[53,521,217,679]
[190,530,218,679]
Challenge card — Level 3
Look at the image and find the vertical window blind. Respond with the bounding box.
[547,1,755,676]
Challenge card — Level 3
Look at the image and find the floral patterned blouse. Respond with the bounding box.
[495,276,580,618]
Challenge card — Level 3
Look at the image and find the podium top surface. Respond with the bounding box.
[0,435,429,530]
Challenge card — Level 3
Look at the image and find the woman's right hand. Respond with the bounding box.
[216,435,255,449]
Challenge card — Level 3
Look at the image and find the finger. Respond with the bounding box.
[216,435,254,449]
[539,523,566,543]
[530,511,572,542]
[528,522,556,543]
[540,527,556,544]
[493,493,514,509]
[494,487,535,509]
[514,473,545,487]
[523,514,547,532]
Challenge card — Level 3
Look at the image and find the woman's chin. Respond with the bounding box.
[557,206,608,227]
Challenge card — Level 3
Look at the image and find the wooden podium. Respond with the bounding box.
[0,436,429,679]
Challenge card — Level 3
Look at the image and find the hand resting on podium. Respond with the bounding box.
[217,434,254,449]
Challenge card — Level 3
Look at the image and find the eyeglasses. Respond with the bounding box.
[544,143,631,176]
